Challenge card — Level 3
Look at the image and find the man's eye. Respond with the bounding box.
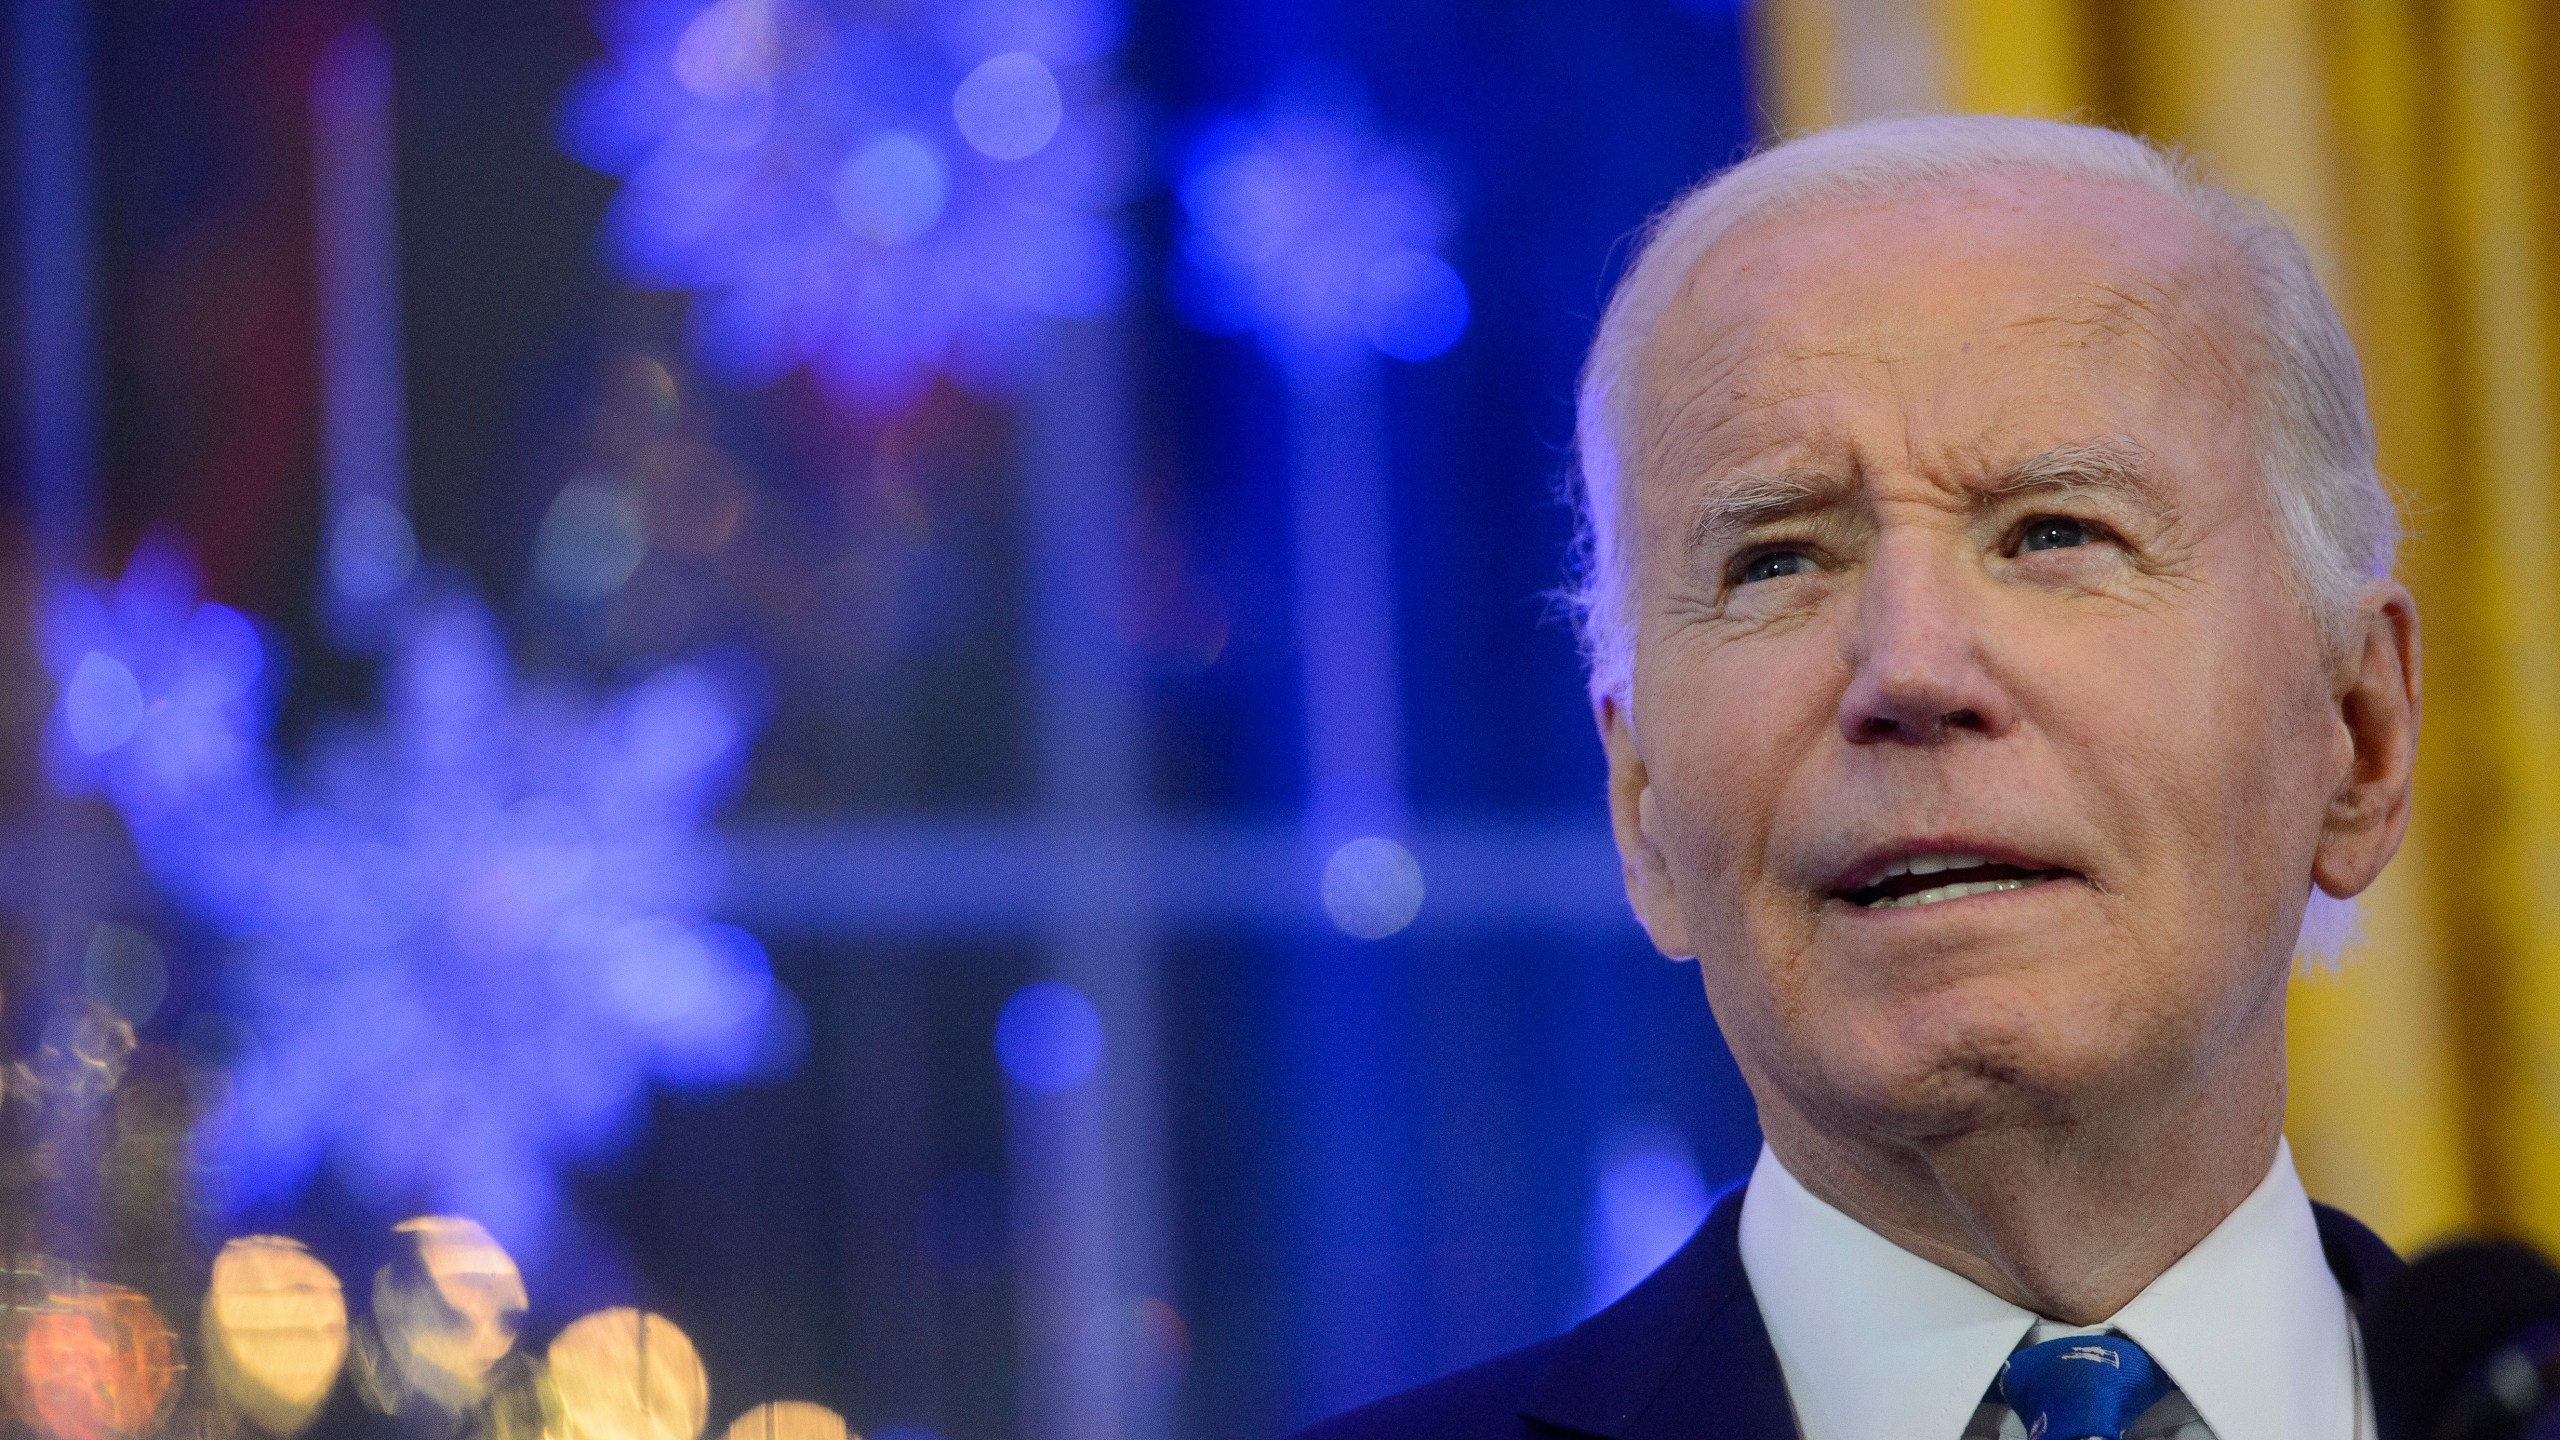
[2017,516,2099,553]
[1736,549,1817,585]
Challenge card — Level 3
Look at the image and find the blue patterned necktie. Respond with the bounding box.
[1998,1333,2174,1440]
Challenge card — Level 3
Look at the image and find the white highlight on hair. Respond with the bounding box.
[1566,115,2401,967]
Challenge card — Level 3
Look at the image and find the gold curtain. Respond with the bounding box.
[1751,0,2560,1251]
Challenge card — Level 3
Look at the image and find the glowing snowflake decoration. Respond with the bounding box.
[564,0,1134,408]
[41,535,274,886]
[1177,99,1470,369]
[45,542,786,1254]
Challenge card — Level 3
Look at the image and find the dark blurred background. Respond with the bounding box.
[0,3,1769,1440]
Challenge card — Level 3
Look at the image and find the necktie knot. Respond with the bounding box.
[1998,1333,2172,1440]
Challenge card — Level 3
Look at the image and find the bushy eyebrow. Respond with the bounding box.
[1984,436,2168,515]
[1684,435,2170,556]
[1685,467,1847,550]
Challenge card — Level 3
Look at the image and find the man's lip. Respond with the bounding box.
[1825,840,2079,898]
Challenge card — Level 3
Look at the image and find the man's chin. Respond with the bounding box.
[1812,1014,2123,1142]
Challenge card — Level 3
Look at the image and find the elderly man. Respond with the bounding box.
[1301,114,2418,1440]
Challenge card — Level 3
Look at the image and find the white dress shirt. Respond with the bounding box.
[1736,1139,2373,1440]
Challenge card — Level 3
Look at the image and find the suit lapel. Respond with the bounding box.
[1519,1182,1797,1440]
[2311,1201,2404,1306]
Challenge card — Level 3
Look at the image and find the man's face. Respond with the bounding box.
[1609,173,2374,1147]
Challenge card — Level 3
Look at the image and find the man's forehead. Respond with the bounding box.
[1664,218,2222,363]
[1632,174,2253,480]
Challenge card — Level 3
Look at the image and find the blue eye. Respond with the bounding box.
[1737,550,1816,585]
[2018,516,2097,553]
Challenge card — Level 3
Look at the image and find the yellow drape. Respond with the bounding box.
[1751,0,2560,1250]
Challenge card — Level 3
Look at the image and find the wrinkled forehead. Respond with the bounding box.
[1631,172,2261,481]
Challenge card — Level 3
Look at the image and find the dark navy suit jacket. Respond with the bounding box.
[1294,1180,2403,1440]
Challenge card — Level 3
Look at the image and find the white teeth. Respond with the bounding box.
[1867,877,2044,910]
[1878,851,1990,880]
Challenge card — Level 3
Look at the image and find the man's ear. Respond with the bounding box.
[2309,583,2420,900]
[1600,693,1697,959]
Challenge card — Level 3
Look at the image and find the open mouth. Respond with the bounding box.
[1836,852,2076,910]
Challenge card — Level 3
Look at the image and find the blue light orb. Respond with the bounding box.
[1583,1121,1710,1315]
[994,980,1101,1092]
[84,921,170,1027]
[564,0,1132,410]
[1177,101,1468,369]
[952,52,1060,160]
[834,130,952,243]
[330,495,422,603]
[533,475,650,603]
[1358,251,1469,362]
[64,652,145,755]
[47,543,788,1258]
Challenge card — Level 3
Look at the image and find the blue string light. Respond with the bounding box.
[43,538,789,1253]
[562,0,1133,409]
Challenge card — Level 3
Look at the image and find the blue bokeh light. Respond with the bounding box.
[1582,1121,1711,1315]
[84,921,171,1027]
[329,495,423,603]
[994,980,1102,1092]
[1177,99,1467,368]
[533,475,650,602]
[952,52,1062,160]
[563,0,1133,409]
[1358,251,1469,362]
[64,651,145,755]
[834,130,952,243]
[46,543,787,1255]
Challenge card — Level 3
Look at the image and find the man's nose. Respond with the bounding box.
[1834,539,2017,746]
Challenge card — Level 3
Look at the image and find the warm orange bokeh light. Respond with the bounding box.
[719,1401,849,1440]
[15,1285,177,1440]
[203,1236,348,1436]
[548,1308,708,1440]
[371,1216,526,1414]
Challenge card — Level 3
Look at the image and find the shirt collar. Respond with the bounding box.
[1737,1138,2359,1440]
[2106,1139,2361,1440]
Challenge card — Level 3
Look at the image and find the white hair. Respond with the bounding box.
[1567,113,2399,709]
